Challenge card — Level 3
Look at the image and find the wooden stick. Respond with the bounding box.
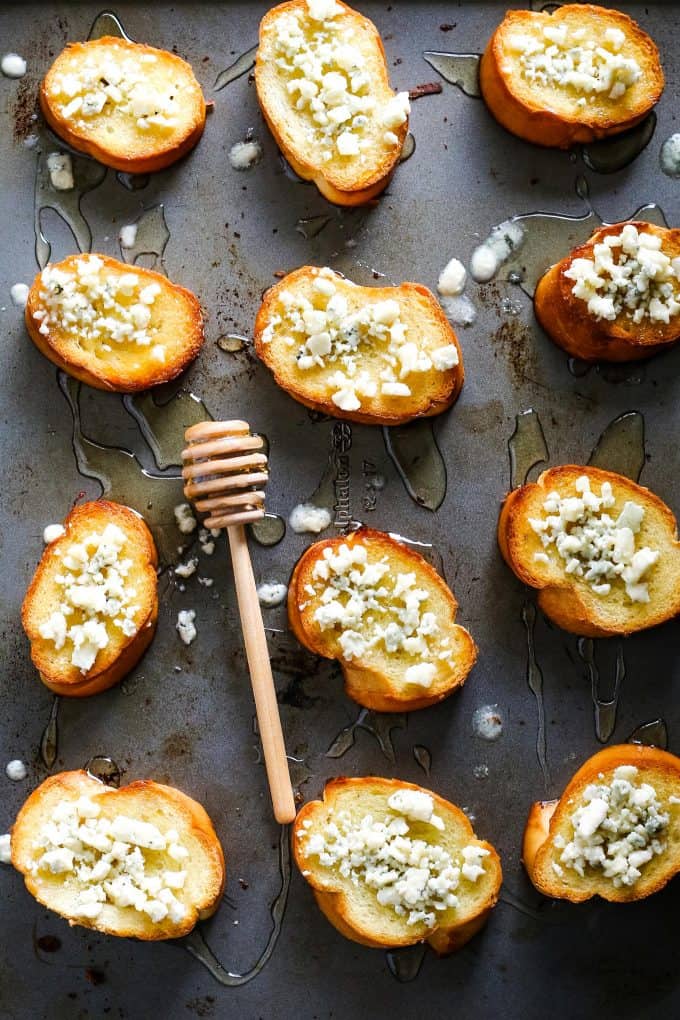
[227,524,296,824]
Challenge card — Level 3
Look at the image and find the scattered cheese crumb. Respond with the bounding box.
[0,834,11,864]
[229,140,263,170]
[176,609,196,646]
[174,503,198,535]
[47,152,74,191]
[257,582,289,607]
[5,760,27,781]
[1,53,27,78]
[289,503,332,534]
[437,257,467,297]
[119,224,138,249]
[43,523,66,544]
[10,283,29,308]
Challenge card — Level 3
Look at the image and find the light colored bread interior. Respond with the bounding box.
[523,745,680,903]
[11,770,225,939]
[41,36,206,173]
[498,465,680,637]
[288,527,477,711]
[22,500,158,696]
[25,254,204,392]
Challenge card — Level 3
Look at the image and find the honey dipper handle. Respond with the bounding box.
[227,524,296,824]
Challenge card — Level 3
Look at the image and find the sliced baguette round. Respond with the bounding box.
[498,465,680,638]
[535,222,680,362]
[41,36,206,173]
[254,267,464,425]
[288,528,477,711]
[255,0,409,206]
[480,5,664,149]
[11,770,225,939]
[25,254,204,392]
[22,501,158,697]
[294,777,502,953]
[523,745,680,903]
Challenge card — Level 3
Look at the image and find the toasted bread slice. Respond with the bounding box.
[254,267,464,425]
[25,254,204,392]
[480,5,664,149]
[288,528,476,711]
[535,222,680,362]
[22,501,158,697]
[11,770,225,939]
[41,36,206,173]
[294,777,502,953]
[255,0,410,206]
[523,745,680,903]
[498,465,680,638]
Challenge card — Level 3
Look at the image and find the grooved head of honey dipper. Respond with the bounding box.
[181,420,268,529]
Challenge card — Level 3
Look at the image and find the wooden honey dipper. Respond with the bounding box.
[182,420,296,824]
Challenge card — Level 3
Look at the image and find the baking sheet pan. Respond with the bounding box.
[0,3,679,1018]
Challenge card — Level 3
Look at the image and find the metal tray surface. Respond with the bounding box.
[0,3,679,1018]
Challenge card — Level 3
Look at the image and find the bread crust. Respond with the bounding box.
[293,776,502,953]
[498,465,680,637]
[534,222,680,362]
[25,254,204,392]
[11,770,225,939]
[523,745,680,903]
[288,527,477,711]
[254,267,464,425]
[480,5,664,149]
[255,1,408,206]
[41,37,206,173]
[22,501,158,697]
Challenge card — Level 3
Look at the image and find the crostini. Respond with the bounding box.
[535,221,680,362]
[11,770,225,938]
[25,254,204,391]
[254,267,464,425]
[288,528,477,711]
[22,501,158,697]
[523,745,680,903]
[498,465,680,638]
[255,0,410,206]
[480,5,664,149]
[41,36,206,173]
[294,777,502,953]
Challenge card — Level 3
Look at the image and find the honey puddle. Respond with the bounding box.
[383,421,447,512]
[326,707,406,764]
[508,409,549,489]
[628,718,668,749]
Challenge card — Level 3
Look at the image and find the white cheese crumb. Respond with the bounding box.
[405,662,437,688]
[289,503,332,534]
[174,503,198,535]
[5,759,27,781]
[387,789,444,830]
[119,224,138,249]
[437,258,467,297]
[471,705,503,741]
[1,53,26,78]
[229,140,263,170]
[174,558,198,579]
[47,152,74,191]
[10,283,29,308]
[43,523,66,544]
[0,834,11,864]
[257,582,288,607]
[176,609,196,646]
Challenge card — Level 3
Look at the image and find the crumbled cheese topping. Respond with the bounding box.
[508,21,641,101]
[298,790,489,928]
[554,765,670,888]
[564,224,680,324]
[33,255,162,351]
[262,269,458,411]
[271,0,409,162]
[528,475,659,602]
[38,523,140,673]
[31,794,189,924]
[47,43,181,132]
[305,539,454,687]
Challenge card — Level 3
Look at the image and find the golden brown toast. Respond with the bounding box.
[480,5,663,149]
[255,0,410,206]
[11,770,225,939]
[288,528,477,711]
[22,501,158,697]
[498,465,680,638]
[535,221,680,362]
[254,267,464,425]
[523,745,680,903]
[41,36,206,173]
[25,254,204,392]
[294,777,502,953]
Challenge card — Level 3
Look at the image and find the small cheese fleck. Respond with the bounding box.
[229,140,263,170]
[47,152,74,191]
[176,609,196,646]
[174,503,198,535]
[0,834,11,864]
[10,283,29,308]
[256,581,288,607]
[437,258,467,297]
[43,523,66,544]
[5,759,28,781]
[1,53,27,78]
[119,224,138,249]
[289,503,332,534]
